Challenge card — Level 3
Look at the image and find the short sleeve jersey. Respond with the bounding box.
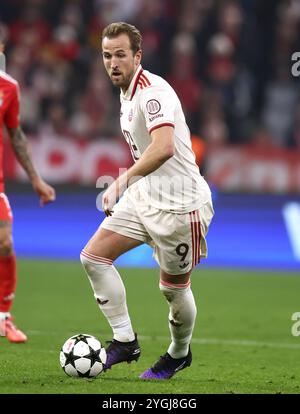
[0,70,20,192]
[120,65,211,213]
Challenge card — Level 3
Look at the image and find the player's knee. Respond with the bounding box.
[159,282,176,302]
[0,237,13,256]
[159,278,191,302]
[80,250,113,272]
[80,251,94,271]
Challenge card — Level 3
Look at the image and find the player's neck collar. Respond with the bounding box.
[122,65,143,101]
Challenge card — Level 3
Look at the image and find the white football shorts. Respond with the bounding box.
[100,186,214,275]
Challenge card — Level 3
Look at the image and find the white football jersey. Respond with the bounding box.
[120,65,211,213]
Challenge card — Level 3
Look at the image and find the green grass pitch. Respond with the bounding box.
[0,260,299,394]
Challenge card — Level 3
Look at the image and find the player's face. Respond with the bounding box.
[102,34,141,92]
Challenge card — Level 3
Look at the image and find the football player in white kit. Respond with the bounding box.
[80,22,214,380]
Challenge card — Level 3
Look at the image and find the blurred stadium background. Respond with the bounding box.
[1,0,299,271]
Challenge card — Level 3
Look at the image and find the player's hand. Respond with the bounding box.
[102,174,128,217]
[32,177,56,206]
[102,181,119,217]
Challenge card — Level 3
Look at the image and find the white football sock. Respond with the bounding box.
[0,312,10,321]
[159,280,197,359]
[80,250,135,342]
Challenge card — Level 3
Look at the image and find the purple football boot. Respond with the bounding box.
[140,348,192,380]
[104,334,141,370]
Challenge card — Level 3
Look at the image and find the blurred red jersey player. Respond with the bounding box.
[0,36,55,343]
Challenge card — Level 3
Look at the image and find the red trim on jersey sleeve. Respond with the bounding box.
[4,84,20,129]
[148,122,175,134]
[130,68,144,100]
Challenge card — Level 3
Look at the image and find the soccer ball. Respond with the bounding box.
[59,333,107,378]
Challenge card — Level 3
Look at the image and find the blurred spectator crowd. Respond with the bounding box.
[1,0,300,151]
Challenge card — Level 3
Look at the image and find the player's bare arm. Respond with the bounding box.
[7,126,56,205]
[102,125,175,215]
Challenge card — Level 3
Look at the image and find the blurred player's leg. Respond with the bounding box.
[80,227,142,368]
[0,214,27,343]
[0,223,16,313]
[140,269,194,379]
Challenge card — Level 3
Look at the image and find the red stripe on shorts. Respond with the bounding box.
[195,210,202,265]
[189,210,202,267]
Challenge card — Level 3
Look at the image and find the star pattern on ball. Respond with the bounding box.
[62,349,81,369]
[60,334,105,378]
[87,346,101,366]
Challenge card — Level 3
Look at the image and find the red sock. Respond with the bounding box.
[0,254,17,312]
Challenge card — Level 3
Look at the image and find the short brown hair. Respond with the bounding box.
[101,22,142,54]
